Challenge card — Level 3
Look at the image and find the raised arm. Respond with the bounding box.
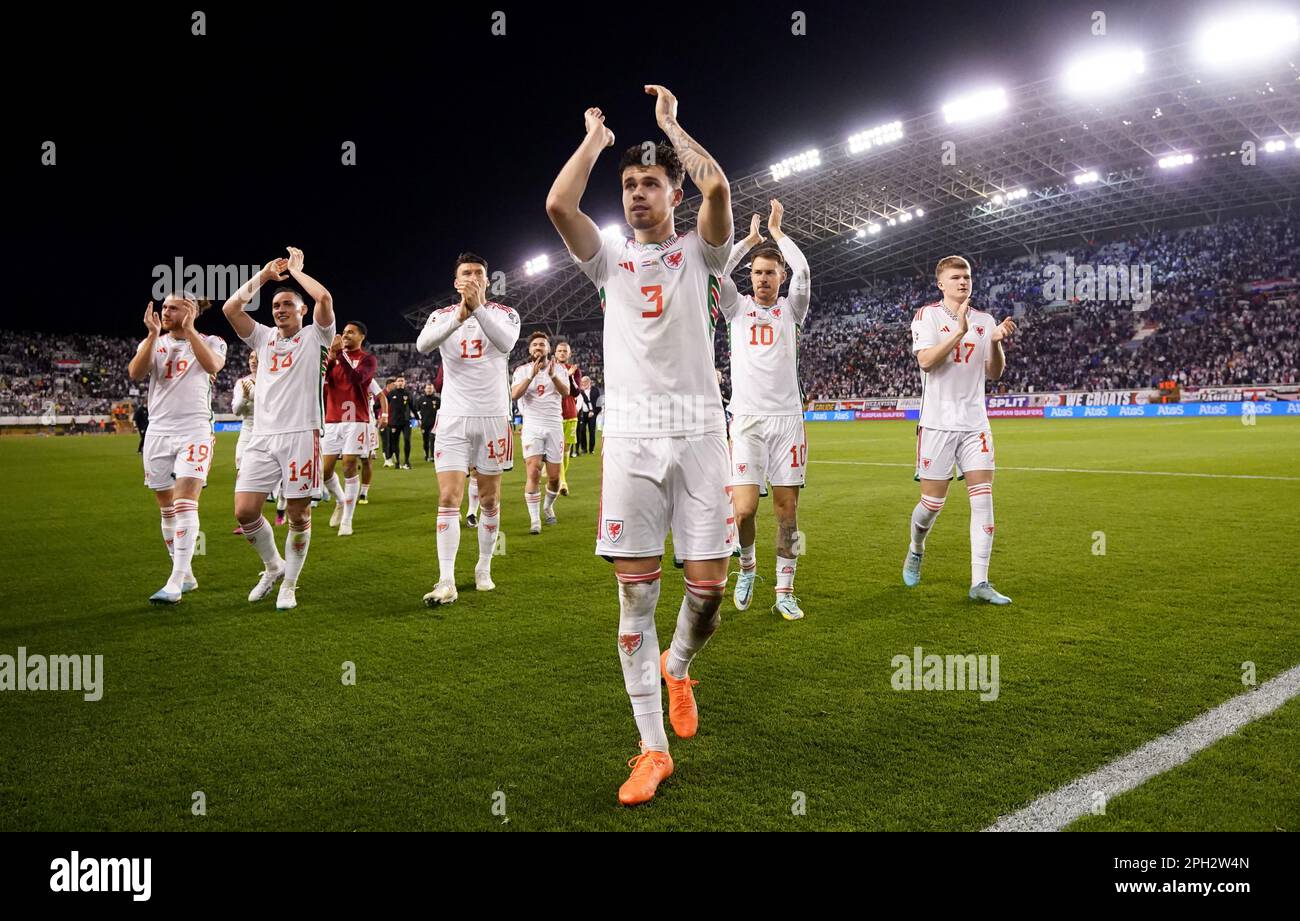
[510,362,539,401]
[177,300,225,375]
[232,378,252,415]
[416,308,462,354]
[128,302,161,381]
[724,214,766,276]
[769,202,811,325]
[285,247,333,330]
[548,359,571,397]
[987,318,1015,380]
[546,107,614,262]
[475,302,521,356]
[223,259,287,340]
[647,85,732,246]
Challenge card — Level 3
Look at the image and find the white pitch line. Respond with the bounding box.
[814,461,1300,482]
[983,663,1300,832]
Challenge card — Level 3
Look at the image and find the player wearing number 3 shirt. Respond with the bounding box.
[222,247,336,612]
[127,293,227,605]
[547,86,734,806]
[416,252,521,607]
[903,254,1016,605]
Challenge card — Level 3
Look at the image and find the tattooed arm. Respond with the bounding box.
[646,84,732,247]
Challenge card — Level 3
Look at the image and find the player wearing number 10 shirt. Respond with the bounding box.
[127,294,228,605]
[222,247,336,612]
[416,252,521,607]
[904,254,1017,605]
[547,86,733,807]
[716,199,811,622]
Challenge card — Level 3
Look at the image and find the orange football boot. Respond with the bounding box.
[660,649,700,738]
[618,744,674,806]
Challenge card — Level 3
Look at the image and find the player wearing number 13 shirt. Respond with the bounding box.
[222,247,336,612]
[416,252,521,607]
[547,86,733,806]
[903,254,1017,605]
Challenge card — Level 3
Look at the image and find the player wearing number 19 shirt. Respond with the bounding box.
[547,86,733,806]
[222,247,336,612]
[416,252,521,606]
[904,255,1017,604]
[716,199,811,621]
[127,294,228,605]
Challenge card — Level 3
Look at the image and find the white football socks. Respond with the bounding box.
[525,491,541,527]
[968,483,994,585]
[436,506,460,583]
[242,516,282,568]
[342,476,361,526]
[166,498,199,592]
[477,505,499,572]
[666,577,725,679]
[617,570,667,752]
[283,520,312,588]
[910,495,945,553]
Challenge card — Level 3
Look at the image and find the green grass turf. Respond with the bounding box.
[1068,696,1300,832]
[0,417,1297,831]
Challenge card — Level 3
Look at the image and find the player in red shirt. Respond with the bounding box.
[321,321,378,537]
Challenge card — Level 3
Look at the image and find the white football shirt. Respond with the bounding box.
[572,231,728,437]
[418,302,520,418]
[240,320,335,435]
[910,302,996,431]
[512,362,564,428]
[143,332,228,434]
[232,374,256,435]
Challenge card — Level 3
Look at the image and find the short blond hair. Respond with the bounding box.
[934,255,971,278]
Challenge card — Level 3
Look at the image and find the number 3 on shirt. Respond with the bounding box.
[641,285,664,319]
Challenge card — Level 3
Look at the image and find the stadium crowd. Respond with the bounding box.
[3,214,1295,419]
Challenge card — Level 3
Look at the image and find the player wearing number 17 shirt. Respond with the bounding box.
[716,198,811,621]
[904,254,1017,604]
[222,247,336,612]
[547,86,734,806]
[415,252,521,607]
[127,294,228,605]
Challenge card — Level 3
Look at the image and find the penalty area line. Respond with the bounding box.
[982,662,1300,832]
[813,461,1300,482]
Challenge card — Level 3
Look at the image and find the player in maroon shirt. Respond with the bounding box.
[321,321,377,536]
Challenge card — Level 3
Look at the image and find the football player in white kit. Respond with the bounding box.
[127,295,228,604]
[904,255,1016,604]
[546,85,733,806]
[509,331,569,534]
[716,200,811,621]
[415,252,521,605]
[221,248,335,611]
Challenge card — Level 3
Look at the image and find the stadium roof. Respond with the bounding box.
[404,40,1300,330]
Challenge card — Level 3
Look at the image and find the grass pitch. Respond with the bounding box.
[0,417,1297,831]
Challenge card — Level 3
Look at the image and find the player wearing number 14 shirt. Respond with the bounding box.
[547,86,734,806]
[904,254,1016,604]
[416,251,521,607]
[222,247,336,612]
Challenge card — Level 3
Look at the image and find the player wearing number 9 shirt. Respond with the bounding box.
[903,254,1017,605]
[222,247,335,612]
[415,252,521,607]
[546,86,733,806]
[127,293,227,605]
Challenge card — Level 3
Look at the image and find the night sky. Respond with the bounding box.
[8,0,1197,342]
